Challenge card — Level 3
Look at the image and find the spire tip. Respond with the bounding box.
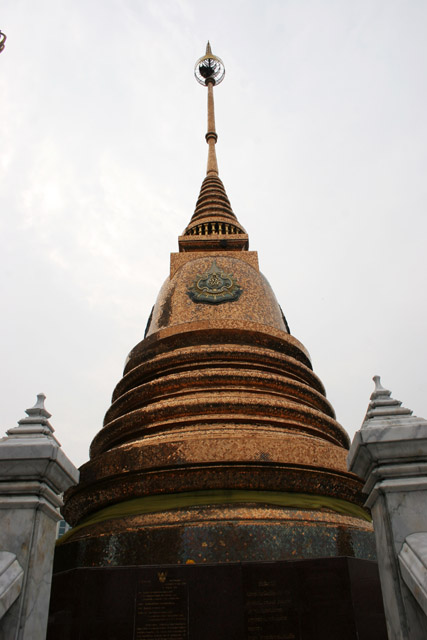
[373,375,384,391]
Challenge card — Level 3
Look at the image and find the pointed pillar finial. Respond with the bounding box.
[194,43,225,176]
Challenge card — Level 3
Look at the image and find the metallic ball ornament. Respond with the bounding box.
[194,45,225,86]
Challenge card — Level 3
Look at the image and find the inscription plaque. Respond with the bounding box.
[245,579,296,640]
[135,572,188,640]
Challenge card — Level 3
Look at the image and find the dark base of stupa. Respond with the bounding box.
[47,557,387,640]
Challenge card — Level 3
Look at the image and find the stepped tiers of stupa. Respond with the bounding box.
[55,44,376,570]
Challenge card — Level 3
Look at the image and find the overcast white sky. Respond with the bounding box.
[1,1,426,468]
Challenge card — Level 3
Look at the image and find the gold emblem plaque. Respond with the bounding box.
[187,260,242,304]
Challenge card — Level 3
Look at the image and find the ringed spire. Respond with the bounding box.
[180,43,248,252]
[194,41,225,176]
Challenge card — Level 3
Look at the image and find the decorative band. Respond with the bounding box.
[205,131,218,142]
[57,489,371,545]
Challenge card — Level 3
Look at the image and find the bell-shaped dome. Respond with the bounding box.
[146,255,288,336]
[59,204,373,566]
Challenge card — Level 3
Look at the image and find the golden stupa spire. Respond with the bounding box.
[178,44,248,251]
[54,43,375,597]
[194,42,225,176]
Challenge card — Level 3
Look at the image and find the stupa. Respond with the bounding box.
[56,41,374,565]
[49,45,386,639]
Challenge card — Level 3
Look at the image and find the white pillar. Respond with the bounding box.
[348,377,427,640]
[0,394,79,640]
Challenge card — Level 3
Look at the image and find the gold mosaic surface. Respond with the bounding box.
[62,170,371,559]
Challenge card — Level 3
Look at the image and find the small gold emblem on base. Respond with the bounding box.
[187,260,242,304]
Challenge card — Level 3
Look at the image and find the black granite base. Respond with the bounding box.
[48,557,387,640]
